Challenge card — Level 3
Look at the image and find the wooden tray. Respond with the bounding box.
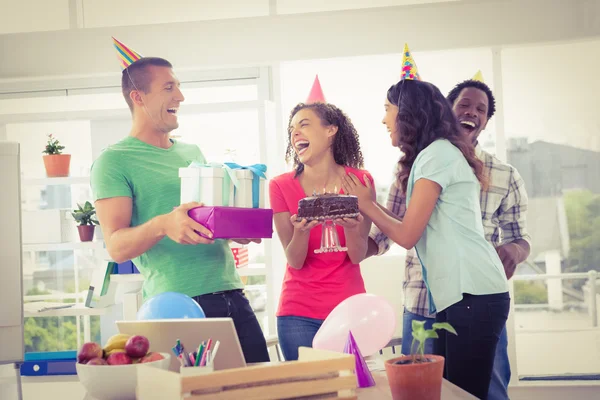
[136,347,357,399]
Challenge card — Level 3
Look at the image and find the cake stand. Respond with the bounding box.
[311,213,360,254]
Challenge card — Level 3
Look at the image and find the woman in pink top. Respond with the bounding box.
[269,102,374,361]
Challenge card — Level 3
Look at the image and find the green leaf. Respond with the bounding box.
[411,320,426,330]
[425,330,439,339]
[411,329,427,343]
[432,322,458,335]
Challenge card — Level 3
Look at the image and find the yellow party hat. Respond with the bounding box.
[472,70,485,82]
[400,43,421,81]
[112,37,143,71]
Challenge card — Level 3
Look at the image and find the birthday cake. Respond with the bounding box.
[297,193,359,221]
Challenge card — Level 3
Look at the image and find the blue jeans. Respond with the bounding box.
[401,309,435,356]
[277,316,324,361]
[488,326,510,400]
[402,307,511,400]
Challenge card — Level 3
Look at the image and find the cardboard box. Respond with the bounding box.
[188,206,273,239]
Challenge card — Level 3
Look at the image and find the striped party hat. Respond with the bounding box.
[472,70,485,82]
[112,37,143,71]
[306,75,326,103]
[400,43,421,81]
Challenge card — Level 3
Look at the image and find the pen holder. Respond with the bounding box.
[180,365,214,377]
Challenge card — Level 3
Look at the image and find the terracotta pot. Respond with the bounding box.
[77,225,95,242]
[384,355,445,400]
[43,154,71,177]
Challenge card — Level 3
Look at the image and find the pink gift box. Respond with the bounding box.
[188,206,273,239]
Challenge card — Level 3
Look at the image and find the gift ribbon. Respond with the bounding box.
[188,161,240,206]
[224,163,267,208]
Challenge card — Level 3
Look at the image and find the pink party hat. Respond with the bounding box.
[306,75,326,103]
[343,331,375,388]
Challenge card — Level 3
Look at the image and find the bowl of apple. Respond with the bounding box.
[76,334,170,400]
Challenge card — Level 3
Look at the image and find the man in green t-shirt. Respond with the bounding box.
[91,56,269,363]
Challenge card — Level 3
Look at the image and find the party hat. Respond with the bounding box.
[400,43,421,81]
[472,70,485,82]
[343,331,375,388]
[112,37,143,71]
[306,75,326,103]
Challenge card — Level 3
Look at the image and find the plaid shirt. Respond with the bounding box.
[369,145,531,317]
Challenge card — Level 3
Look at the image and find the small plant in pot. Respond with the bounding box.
[384,320,457,400]
[42,134,71,177]
[72,201,99,242]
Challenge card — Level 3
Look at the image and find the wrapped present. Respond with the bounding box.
[224,163,267,208]
[188,206,273,239]
[231,247,249,268]
[179,162,238,207]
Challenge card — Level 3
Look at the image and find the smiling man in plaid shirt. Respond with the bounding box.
[368,74,531,400]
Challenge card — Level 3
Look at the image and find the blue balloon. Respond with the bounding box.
[136,292,206,320]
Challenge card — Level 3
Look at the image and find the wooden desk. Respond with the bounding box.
[357,371,477,400]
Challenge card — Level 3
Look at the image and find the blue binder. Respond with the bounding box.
[21,351,77,376]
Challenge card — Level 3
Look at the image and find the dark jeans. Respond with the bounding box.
[193,289,270,363]
[277,315,324,361]
[434,292,510,400]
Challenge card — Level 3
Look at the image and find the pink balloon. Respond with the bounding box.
[312,293,397,356]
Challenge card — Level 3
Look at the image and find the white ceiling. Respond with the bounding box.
[0,0,463,35]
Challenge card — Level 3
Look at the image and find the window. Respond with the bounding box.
[502,40,600,378]
[4,69,277,351]
[280,47,493,255]
[5,120,104,352]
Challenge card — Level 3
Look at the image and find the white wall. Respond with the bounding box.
[1,0,600,82]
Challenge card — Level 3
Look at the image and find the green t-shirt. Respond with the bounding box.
[90,136,243,300]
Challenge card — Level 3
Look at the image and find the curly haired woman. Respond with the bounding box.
[343,79,509,399]
[269,102,374,361]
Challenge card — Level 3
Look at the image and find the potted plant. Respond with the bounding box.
[72,202,99,242]
[384,320,457,400]
[42,134,71,177]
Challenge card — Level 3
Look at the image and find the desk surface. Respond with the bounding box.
[358,371,477,400]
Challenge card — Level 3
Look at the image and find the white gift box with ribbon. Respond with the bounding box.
[179,165,226,206]
[231,169,266,209]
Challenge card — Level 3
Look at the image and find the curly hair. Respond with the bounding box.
[447,79,496,119]
[285,102,364,177]
[387,79,487,193]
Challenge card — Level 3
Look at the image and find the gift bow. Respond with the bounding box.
[188,161,240,206]
[224,163,267,208]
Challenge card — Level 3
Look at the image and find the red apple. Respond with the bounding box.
[139,352,164,363]
[124,335,150,358]
[106,352,132,365]
[77,342,103,364]
[86,357,107,366]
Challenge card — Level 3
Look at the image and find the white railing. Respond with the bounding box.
[512,270,599,327]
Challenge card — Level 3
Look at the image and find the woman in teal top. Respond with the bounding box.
[343,79,509,400]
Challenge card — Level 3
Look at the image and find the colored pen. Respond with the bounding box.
[199,349,208,367]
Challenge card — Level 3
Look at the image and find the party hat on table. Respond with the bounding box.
[472,70,485,82]
[343,330,375,388]
[112,37,143,71]
[306,74,326,103]
[400,43,421,81]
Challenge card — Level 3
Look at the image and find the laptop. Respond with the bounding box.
[116,318,246,372]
